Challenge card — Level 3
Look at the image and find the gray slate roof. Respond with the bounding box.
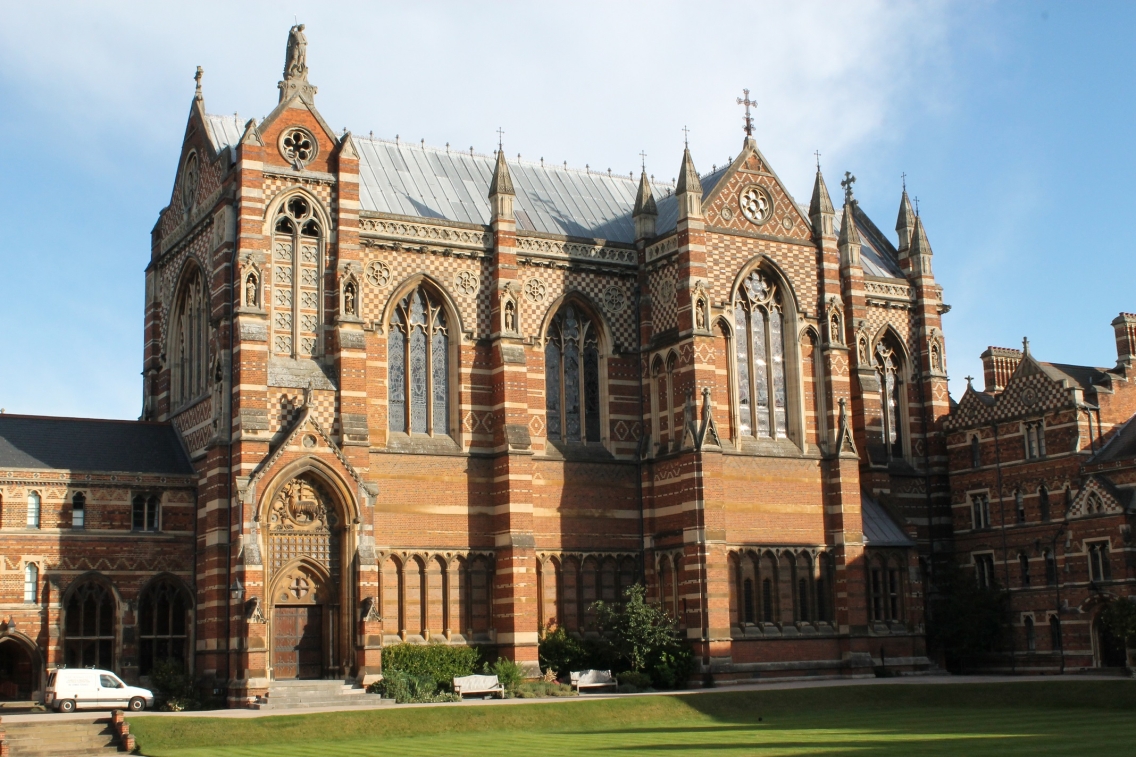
[0,415,194,475]
[861,492,915,547]
[203,114,908,277]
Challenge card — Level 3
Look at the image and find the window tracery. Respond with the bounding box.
[733,270,788,439]
[388,285,450,435]
[271,196,324,359]
[64,581,115,670]
[137,579,191,675]
[875,339,905,459]
[171,266,209,408]
[545,303,601,444]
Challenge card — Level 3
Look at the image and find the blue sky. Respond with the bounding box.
[1,1,1132,419]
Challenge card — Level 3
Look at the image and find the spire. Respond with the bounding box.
[838,201,861,247]
[633,170,657,217]
[909,214,934,275]
[896,187,916,251]
[633,170,657,240]
[489,147,515,197]
[676,146,702,196]
[809,168,834,217]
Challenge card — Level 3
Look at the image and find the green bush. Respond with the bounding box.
[367,669,460,703]
[380,643,480,692]
[592,584,693,689]
[486,657,526,696]
[148,659,199,711]
[538,625,593,677]
[616,671,652,689]
[514,681,577,698]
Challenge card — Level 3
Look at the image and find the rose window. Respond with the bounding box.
[280,127,317,169]
[739,185,773,225]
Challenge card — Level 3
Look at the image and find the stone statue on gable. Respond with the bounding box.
[285,24,308,80]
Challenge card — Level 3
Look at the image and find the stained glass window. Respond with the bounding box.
[172,266,208,408]
[271,195,322,359]
[388,285,449,435]
[734,270,788,439]
[546,303,601,444]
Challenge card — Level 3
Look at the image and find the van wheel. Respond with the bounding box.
[58,699,75,713]
[128,697,146,712]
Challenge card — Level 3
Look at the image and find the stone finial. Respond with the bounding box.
[676,146,702,196]
[194,66,203,101]
[489,147,514,197]
[809,167,835,238]
[896,188,916,250]
[633,170,657,218]
[910,215,933,268]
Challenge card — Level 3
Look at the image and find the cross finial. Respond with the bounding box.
[965,375,974,387]
[914,196,920,215]
[901,172,907,192]
[682,125,689,148]
[840,171,856,205]
[639,150,647,173]
[814,150,822,172]
[496,127,504,151]
[1023,336,1030,355]
[736,88,756,137]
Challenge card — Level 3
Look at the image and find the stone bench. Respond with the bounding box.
[453,674,504,698]
[570,669,617,692]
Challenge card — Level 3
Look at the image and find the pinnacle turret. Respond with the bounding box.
[838,202,861,247]
[489,148,515,197]
[676,146,702,196]
[633,170,657,217]
[809,168,835,238]
[896,189,916,251]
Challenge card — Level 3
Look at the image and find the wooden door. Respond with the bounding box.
[274,606,323,679]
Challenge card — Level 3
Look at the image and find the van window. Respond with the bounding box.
[47,671,56,687]
[99,674,122,688]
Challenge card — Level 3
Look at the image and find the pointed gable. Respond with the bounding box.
[697,139,812,241]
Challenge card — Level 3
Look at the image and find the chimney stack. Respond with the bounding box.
[980,346,1022,393]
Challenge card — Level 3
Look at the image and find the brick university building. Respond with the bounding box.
[5,27,1124,706]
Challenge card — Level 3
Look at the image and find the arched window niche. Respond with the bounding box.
[543,298,607,447]
[387,280,455,438]
[137,577,193,677]
[170,263,209,409]
[269,193,327,360]
[63,578,117,671]
[729,262,803,448]
[873,330,910,463]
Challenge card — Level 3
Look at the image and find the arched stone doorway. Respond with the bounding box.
[1093,611,1126,668]
[0,635,39,701]
[264,474,347,680]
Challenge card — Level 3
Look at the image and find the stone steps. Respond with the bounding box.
[253,679,391,710]
[2,717,120,757]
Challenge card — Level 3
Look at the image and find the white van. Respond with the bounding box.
[44,669,154,712]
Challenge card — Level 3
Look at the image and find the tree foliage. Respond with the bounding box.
[1101,597,1136,647]
[926,559,1011,673]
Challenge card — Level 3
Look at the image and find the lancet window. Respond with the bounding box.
[875,339,905,459]
[271,195,324,359]
[63,581,116,670]
[171,266,208,408]
[137,579,191,676]
[545,303,601,444]
[388,285,450,435]
[734,270,788,439]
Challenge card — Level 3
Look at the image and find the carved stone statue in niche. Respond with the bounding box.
[695,298,706,331]
[830,313,841,344]
[343,282,357,316]
[245,273,259,307]
[858,336,869,364]
[504,299,517,333]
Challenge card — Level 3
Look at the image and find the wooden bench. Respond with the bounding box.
[570,669,617,693]
[453,674,504,699]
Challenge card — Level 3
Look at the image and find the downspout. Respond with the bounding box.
[991,422,1016,672]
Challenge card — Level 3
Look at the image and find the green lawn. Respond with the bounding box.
[127,681,1136,757]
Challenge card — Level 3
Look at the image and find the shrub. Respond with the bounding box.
[591,584,693,688]
[514,681,577,698]
[486,657,526,696]
[1101,597,1136,648]
[616,671,652,689]
[149,659,199,711]
[538,625,592,677]
[380,643,480,693]
[368,669,460,703]
[926,560,1011,673]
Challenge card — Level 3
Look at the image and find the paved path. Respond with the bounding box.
[5,673,1126,722]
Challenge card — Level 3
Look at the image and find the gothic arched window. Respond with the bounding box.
[388,285,450,435]
[545,303,601,444]
[271,195,324,359]
[64,580,116,670]
[734,270,788,439]
[137,579,191,676]
[171,266,208,408]
[875,339,905,460]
